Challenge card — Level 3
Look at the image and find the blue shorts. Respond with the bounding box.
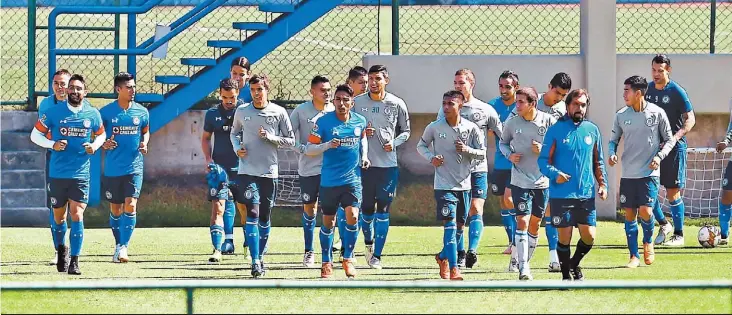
[207,171,239,202]
[619,176,659,209]
[103,174,143,204]
[511,186,548,218]
[320,183,362,216]
[660,148,687,189]
[299,175,321,205]
[723,161,732,191]
[49,178,90,206]
[471,171,488,199]
[361,167,399,211]
[235,174,277,210]
[435,190,470,224]
[549,198,597,228]
[490,169,512,196]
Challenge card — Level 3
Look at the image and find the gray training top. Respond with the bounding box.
[508,93,566,121]
[289,100,334,177]
[500,110,557,190]
[436,96,502,173]
[230,102,295,178]
[353,92,411,168]
[608,101,675,179]
[417,117,486,191]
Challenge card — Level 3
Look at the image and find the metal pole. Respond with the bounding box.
[114,0,121,76]
[128,13,137,76]
[28,0,37,109]
[186,288,194,314]
[391,0,399,55]
[710,0,716,54]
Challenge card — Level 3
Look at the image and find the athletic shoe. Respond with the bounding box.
[56,245,69,273]
[643,243,655,265]
[251,262,264,278]
[449,266,463,281]
[720,237,729,246]
[68,256,81,275]
[570,266,584,281]
[435,254,449,279]
[118,245,129,263]
[664,234,684,246]
[112,245,121,263]
[548,262,561,273]
[321,262,333,278]
[342,259,357,279]
[519,267,533,281]
[302,250,316,268]
[626,256,640,268]
[332,238,342,253]
[465,250,478,269]
[49,251,58,266]
[367,255,382,270]
[457,250,466,269]
[653,222,673,245]
[221,240,235,255]
[209,250,222,263]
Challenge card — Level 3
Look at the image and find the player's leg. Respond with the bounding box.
[527,189,548,266]
[46,151,59,266]
[466,172,487,268]
[340,184,362,278]
[117,174,142,262]
[257,178,277,264]
[435,190,461,280]
[639,177,659,265]
[663,150,687,246]
[551,198,574,280]
[300,176,319,267]
[66,179,90,275]
[620,179,641,268]
[221,171,239,255]
[543,203,560,272]
[360,168,377,262]
[493,170,515,254]
[319,186,337,278]
[718,162,732,245]
[512,188,532,280]
[371,167,399,269]
[504,182,519,269]
[570,199,597,281]
[49,178,70,272]
[209,199,226,263]
[651,198,672,245]
[103,176,124,262]
[235,175,263,277]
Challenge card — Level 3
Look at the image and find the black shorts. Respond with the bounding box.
[103,174,143,204]
[299,175,321,205]
[549,198,597,228]
[490,169,512,196]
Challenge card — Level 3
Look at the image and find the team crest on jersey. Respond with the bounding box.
[538,126,547,136]
[491,184,498,193]
[210,188,218,196]
[472,112,482,122]
[83,119,91,128]
[662,95,670,104]
[517,202,527,211]
[354,127,362,136]
[441,205,451,216]
[60,127,68,136]
[266,116,276,125]
[460,131,469,141]
[245,189,253,200]
[112,126,120,134]
[620,194,626,203]
[133,117,140,125]
[223,126,229,131]
[645,116,656,127]
[302,193,310,202]
[584,135,592,145]
[105,191,112,200]
[552,216,561,226]
[50,197,57,206]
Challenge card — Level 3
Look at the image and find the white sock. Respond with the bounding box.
[527,233,538,262]
[515,231,528,271]
[549,249,559,263]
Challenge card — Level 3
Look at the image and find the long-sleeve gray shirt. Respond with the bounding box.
[508,93,566,121]
[230,102,295,178]
[417,117,485,191]
[608,101,675,179]
[500,110,557,189]
[353,92,410,168]
[289,101,334,177]
[437,97,502,173]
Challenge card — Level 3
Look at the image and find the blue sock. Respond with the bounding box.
[360,213,375,244]
[670,198,685,235]
[109,213,121,245]
[544,216,558,251]
[456,228,465,252]
[245,218,260,262]
[336,207,346,242]
[500,209,513,243]
[652,199,667,225]
[210,224,224,251]
[119,212,137,247]
[441,221,457,268]
[467,214,483,252]
[373,212,390,257]
[343,223,358,259]
[241,226,248,247]
[319,226,334,263]
[258,220,271,257]
[302,212,316,252]
[720,202,731,238]
[49,209,58,248]
[52,220,67,248]
[511,214,517,244]
[624,220,639,258]
[70,220,84,257]
[640,216,655,244]
[223,200,236,241]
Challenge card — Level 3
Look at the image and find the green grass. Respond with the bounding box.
[1,224,731,313]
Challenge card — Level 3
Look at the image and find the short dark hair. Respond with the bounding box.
[549,72,572,90]
[347,66,367,82]
[624,75,648,95]
[499,70,519,85]
[248,74,269,90]
[335,84,354,97]
[219,78,239,91]
[368,64,388,77]
[565,89,590,108]
[53,69,71,77]
[652,54,671,67]
[69,74,86,88]
[231,57,251,71]
[443,90,465,102]
[114,72,134,88]
[311,75,330,87]
[516,87,538,104]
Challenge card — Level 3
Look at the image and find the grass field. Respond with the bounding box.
[1,224,731,313]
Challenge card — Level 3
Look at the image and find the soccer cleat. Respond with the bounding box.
[507,257,519,272]
[435,254,449,279]
[342,258,357,279]
[112,244,121,263]
[302,250,316,268]
[664,234,684,246]
[626,256,640,268]
[449,266,463,281]
[502,243,512,255]
[364,244,374,262]
[118,245,129,263]
[221,240,235,255]
[643,243,655,265]
[548,262,561,273]
[68,256,81,275]
[465,250,478,269]
[321,262,334,278]
[49,251,58,266]
[56,245,69,273]
[251,262,264,278]
[367,255,382,270]
[209,250,222,263]
[570,266,584,281]
[654,222,673,245]
[720,237,729,246]
[457,250,466,269]
[332,238,342,253]
[519,268,533,281]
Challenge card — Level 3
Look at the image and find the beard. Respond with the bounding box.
[68,94,82,105]
[571,112,584,123]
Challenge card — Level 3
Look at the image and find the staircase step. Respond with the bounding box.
[2,151,45,170]
[2,170,46,189]
[207,40,243,49]
[1,131,45,151]
[259,4,295,13]
[181,57,217,67]
[154,75,191,85]
[0,207,50,227]
[135,93,165,103]
[1,188,47,208]
[232,22,269,31]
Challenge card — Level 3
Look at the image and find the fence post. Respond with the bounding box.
[710,0,716,54]
[391,0,399,55]
[128,13,137,76]
[186,288,194,314]
[28,0,37,109]
[114,0,121,76]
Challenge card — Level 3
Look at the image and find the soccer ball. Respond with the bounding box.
[697,225,721,248]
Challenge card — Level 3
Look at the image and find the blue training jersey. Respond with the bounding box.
[38,94,63,118]
[36,103,104,180]
[538,116,608,199]
[204,102,241,173]
[308,112,368,188]
[100,101,150,176]
[488,96,516,170]
[239,83,253,104]
[645,80,693,149]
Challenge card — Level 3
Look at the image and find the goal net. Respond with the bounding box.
[657,147,732,218]
[276,148,302,207]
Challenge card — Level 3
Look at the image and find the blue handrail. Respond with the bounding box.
[137,0,218,49]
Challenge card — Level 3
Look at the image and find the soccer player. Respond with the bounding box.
[488,70,519,264]
[201,78,246,262]
[290,75,335,267]
[305,84,369,279]
[436,69,502,269]
[418,90,486,281]
[231,57,253,104]
[499,87,557,280]
[538,89,608,281]
[30,74,106,275]
[39,68,71,266]
[714,97,732,246]
[609,76,675,268]
[347,66,368,97]
[230,74,295,278]
[353,65,411,269]
[646,54,695,246]
[100,72,150,263]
